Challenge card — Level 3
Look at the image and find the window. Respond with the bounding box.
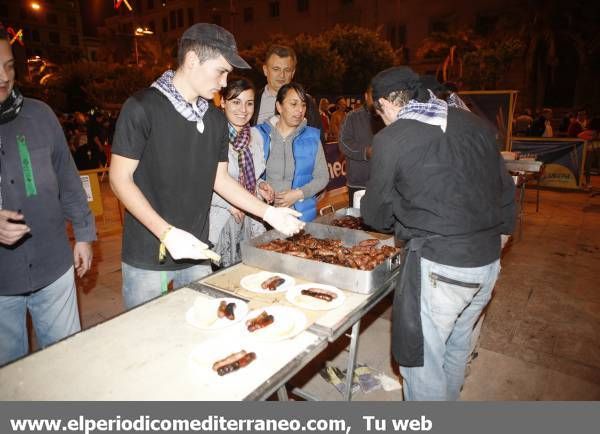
[169,10,176,29]
[341,0,353,4]
[148,20,156,33]
[211,14,221,26]
[269,1,280,18]
[162,16,168,32]
[67,14,76,27]
[32,29,40,42]
[70,34,79,46]
[147,0,155,9]
[297,0,309,12]
[187,8,194,26]
[49,31,60,45]
[47,12,58,25]
[177,9,184,27]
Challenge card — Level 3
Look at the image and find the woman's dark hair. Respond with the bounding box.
[220,76,255,101]
[0,26,8,41]
[276,82,307,107]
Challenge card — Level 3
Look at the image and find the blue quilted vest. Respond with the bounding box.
[256,122,320,222]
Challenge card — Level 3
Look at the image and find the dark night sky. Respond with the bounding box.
[80,0,117,36]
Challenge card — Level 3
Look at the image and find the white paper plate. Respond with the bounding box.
[243,306,307,342]
[286,283,346,311]
[185,297,248,331]
[188,338,257,377]
[239,271,295,294]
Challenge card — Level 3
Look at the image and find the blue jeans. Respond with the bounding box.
[400,257,500,400]
[0,267,81,367]
[121,262,212,310]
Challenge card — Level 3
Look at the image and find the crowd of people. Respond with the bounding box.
[514,107,600,140]
[57,110,116,171]
[2,22,517,401]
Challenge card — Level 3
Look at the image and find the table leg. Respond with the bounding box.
[518,176,525,239]
[343,320,361,401]
[277,386,289,401]
[536,175,540,212]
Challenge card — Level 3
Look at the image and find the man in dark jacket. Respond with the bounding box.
[338,87,383,205]
[250,45,322,141]
[0,30,95,366]
[361,66,515,400]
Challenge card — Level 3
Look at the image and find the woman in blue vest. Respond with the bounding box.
[256,82,329,222]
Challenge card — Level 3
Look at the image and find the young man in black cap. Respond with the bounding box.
[110,23,304,310]
[361,66,515,400]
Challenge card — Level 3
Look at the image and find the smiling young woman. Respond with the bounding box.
[208,77,275,267]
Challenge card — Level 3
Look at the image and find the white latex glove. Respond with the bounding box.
[163,227,221,263]
[263,206,305,237]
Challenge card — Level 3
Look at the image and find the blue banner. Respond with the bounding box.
[511,139,586,188]
[323,142,347,190]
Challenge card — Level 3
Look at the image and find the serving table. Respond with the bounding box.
[0,287,327,401]
[0,240,401,401]
[504,159,544,238]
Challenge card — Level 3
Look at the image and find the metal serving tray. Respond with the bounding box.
[314,207,361,224]
[240,222,402,294]
[314,207,393,240]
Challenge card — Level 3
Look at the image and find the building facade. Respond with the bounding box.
[104,0,517,62]
[0,0,84,63]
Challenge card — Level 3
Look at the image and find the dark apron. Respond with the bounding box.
[391,235,439,367]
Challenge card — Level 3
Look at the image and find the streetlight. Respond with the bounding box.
[134,27,153,66]
[30,2,41,11]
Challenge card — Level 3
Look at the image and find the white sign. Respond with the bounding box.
[80,175,93,202]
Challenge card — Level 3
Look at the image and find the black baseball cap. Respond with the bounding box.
[371,66,420,101]
[419,75,447,93]
[180,23,250,69]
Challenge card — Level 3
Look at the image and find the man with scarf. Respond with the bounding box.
[361,67,515,400]
[110,24,303,310]
[0,29,95,366]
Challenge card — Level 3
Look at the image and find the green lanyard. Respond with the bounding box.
[16,135,37,197]
[160,271,169,295]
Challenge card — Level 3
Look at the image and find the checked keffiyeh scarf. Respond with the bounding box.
[228,123,256,194]
[397,89,448,132]
[151,70,208,133]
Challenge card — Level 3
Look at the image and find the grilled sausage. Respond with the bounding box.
[217,301,228,318]
[246,311,275,332]
[359,238,380,247]
[212,350,247,371]
[215,352,257,376]
[300,288,337,302]
[261,276,286,291]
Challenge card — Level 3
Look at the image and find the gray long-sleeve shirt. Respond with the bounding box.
[0,98,96,295]
[264,117,328,199]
